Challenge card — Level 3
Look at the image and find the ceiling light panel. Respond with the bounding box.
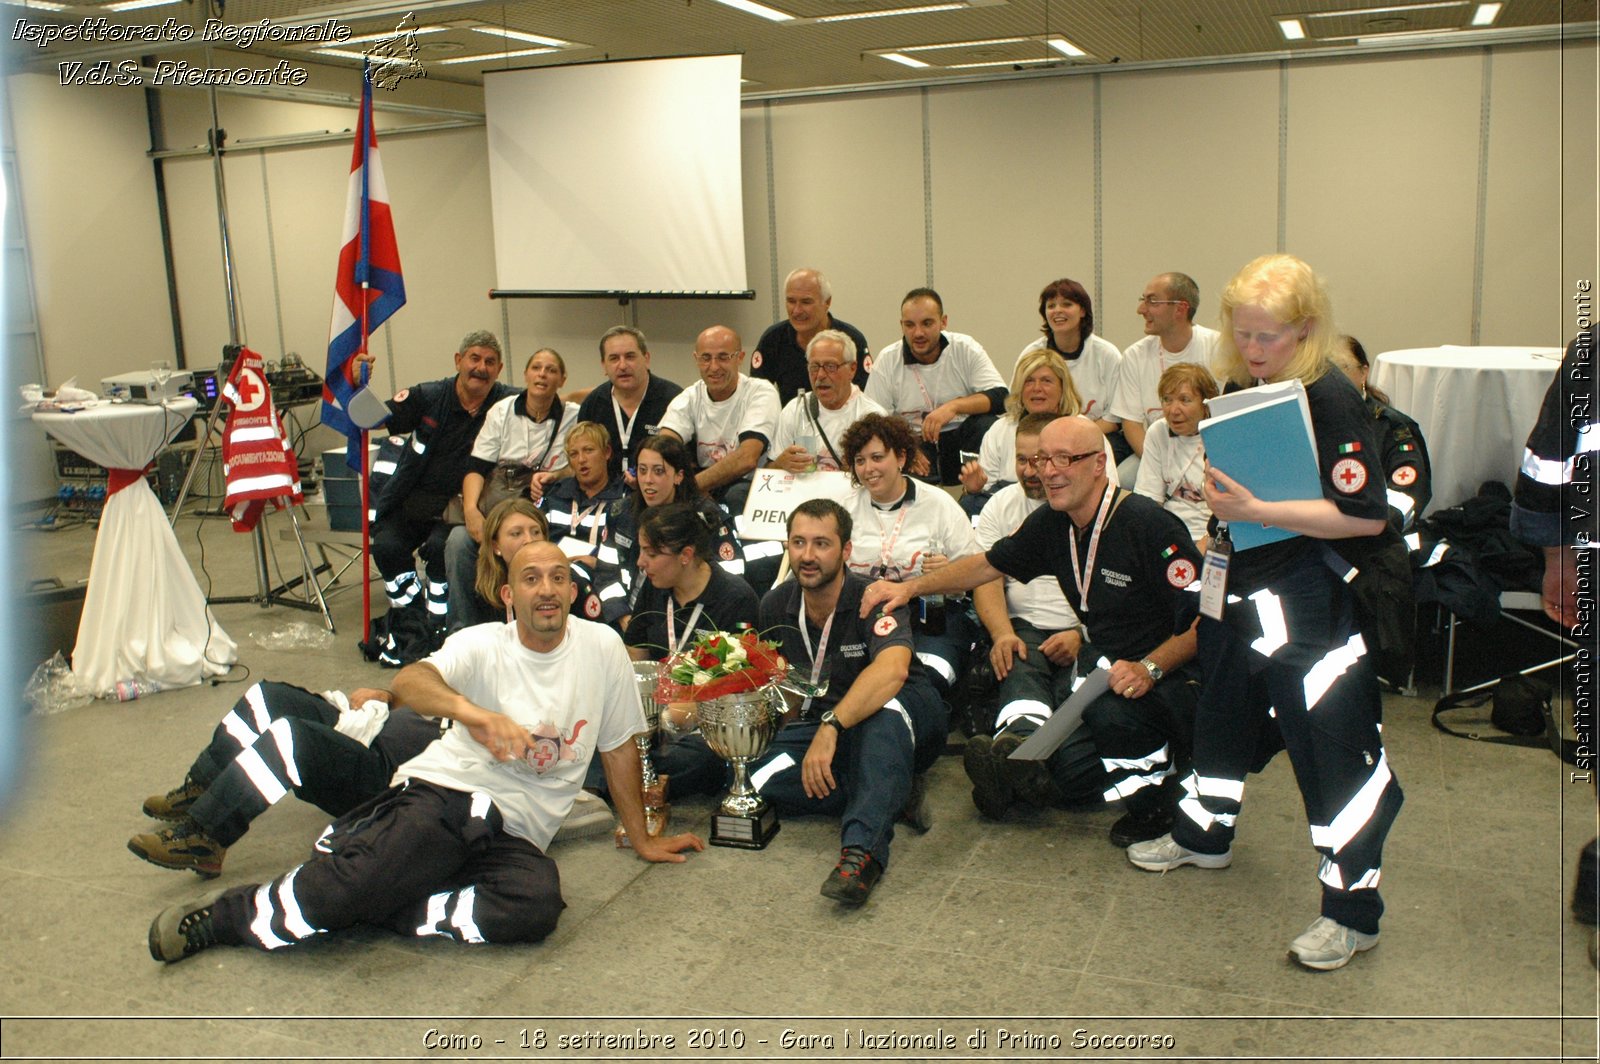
[704,0,794,21]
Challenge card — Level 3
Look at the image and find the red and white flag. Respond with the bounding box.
[221,347,302,531]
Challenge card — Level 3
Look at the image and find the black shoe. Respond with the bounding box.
[1108,808,1176,847]
[963,734,1014,819]
[899,773,934,834]
[820,846,883,906]
[148,890,225,963]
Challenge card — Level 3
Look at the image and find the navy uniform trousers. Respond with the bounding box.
[184,682,439,848]
[1171,555,1404,935]
[750,672,946,868]
[210,779,564,951]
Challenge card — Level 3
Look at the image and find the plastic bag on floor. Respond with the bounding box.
[23,652,93,715]
[250,621,336,651]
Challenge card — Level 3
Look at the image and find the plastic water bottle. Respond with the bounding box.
[115,679,162,702]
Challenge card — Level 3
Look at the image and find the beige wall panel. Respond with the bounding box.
[1561,39,1598,338]
[765,90,925,361]
[7,75,175,386]
[1100,64,1280,350]
[161,153,231,367]
[928,77,1096,371]
[1479,46,1567,346]
[1285,53,1481,351]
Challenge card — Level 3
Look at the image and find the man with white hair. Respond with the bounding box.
[752,267,871,405]
[767,330,885,474]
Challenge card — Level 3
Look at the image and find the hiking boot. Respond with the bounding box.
[1287,916,1379,971]
[1126,833,1232,872]
[963,734,1014,820]
[141,775,207,822]
[1109,807,1176,847]
[820,846,882,906]
[128,821,226,878]
[899,773,934,834]
[148,889,225,964]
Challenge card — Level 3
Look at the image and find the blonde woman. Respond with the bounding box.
[1127,254,1401,974]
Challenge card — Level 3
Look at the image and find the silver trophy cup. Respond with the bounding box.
[632,661,664,791]
[697,684,786,849]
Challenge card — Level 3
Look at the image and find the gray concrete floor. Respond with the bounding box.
[2,504,1597,1062]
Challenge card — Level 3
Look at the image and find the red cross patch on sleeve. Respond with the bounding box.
[872,614,897,637]
[1392,465,1417,487]
[1331,457,1367,494]
[1166,558,1197,587]
[751,351,763,369]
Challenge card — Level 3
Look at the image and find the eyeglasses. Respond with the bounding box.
[807,360,850,375]
[1138,295,1186,307]
[694,352,739,366]
[1023,450,1100,471]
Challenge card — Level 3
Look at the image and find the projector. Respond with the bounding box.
[102,368,194,403]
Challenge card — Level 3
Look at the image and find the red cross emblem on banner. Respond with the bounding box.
[235,368,267,413]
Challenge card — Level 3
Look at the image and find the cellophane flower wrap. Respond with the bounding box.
[656,628,788,702]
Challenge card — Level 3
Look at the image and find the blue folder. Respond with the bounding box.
[1198,381,1321,551]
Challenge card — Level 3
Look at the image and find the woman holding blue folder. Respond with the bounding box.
[1125,254,1404,973]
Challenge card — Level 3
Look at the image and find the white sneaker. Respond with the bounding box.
[552,791,615,843]
[1126,833,1232,872]
[1288,916,1379,971]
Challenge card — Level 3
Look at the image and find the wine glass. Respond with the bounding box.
[150,360,173,394]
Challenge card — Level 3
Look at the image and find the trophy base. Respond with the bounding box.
[710,806,780,850]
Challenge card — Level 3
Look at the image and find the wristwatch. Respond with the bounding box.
[1139,658,1164,682]
[819,709,843,732]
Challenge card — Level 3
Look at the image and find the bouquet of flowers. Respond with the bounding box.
[656,627,788,703]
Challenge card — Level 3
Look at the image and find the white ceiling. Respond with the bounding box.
[4,0,1593,97]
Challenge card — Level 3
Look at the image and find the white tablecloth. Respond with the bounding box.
[1370,345,1562,514]
[32,398,237,696]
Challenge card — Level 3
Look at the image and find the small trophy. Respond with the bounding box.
[616,661,670,849]
[698,685,786,849]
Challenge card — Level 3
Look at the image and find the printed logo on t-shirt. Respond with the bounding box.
[1331,457,1367,494]
[1392,465,1417,487]
[523,718,589,775]
[872,614,897,637]
[840,641,868,658]
[1166,558,1197,588]
[1099,567,1132,588]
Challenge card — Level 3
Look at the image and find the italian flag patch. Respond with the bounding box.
[1338,441,1362,454]
[1161,545,1179,559]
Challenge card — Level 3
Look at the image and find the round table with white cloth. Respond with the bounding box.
[1370,345,1563,514]
[31,398,237,696]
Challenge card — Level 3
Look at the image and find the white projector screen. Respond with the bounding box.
[484,54,749,296]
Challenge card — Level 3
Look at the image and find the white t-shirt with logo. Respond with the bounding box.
[658,374,781,473]
[394,619,642,850]
[768,386,885,472]
[1133,418,1211,542]
[865,332,1005,434]
[1111,326,1220,427]
[844,480,979,582]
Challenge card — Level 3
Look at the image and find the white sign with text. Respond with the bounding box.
[736,469,856,541]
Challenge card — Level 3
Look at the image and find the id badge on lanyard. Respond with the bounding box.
[1199,537,1231,621]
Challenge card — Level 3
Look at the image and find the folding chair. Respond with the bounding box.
[1442,589,1581,697]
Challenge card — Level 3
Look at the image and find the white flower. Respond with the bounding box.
[692,670,712,685]
[726,643,748,663]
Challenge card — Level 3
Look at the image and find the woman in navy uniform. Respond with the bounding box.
[1331,335,1432,529]
[1127,255,1404,973]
